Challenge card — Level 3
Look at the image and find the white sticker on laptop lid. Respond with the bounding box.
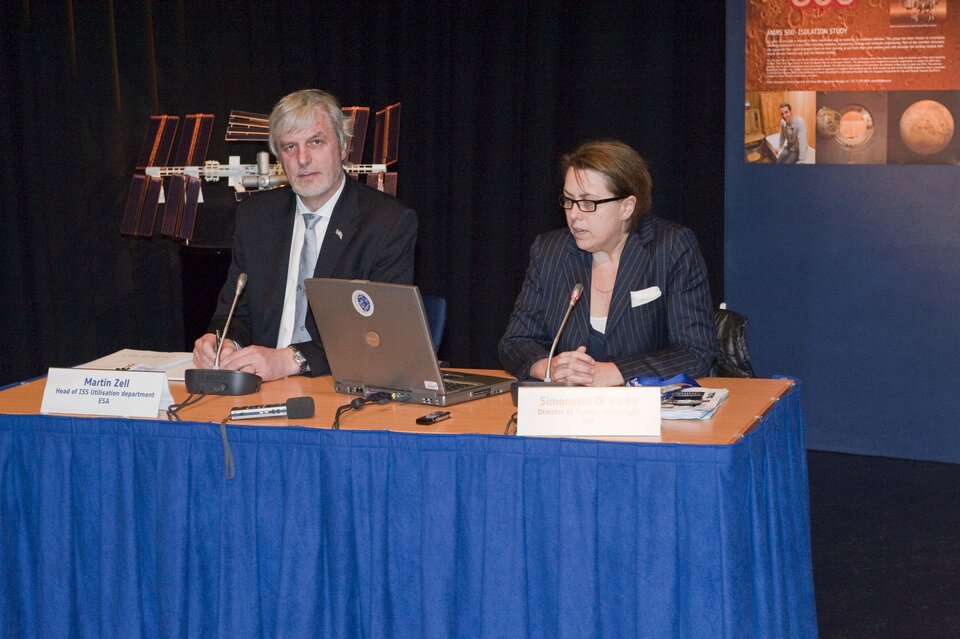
[425,380,439,390]
[352,289,375,317]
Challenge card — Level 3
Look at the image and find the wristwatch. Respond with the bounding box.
[288,345,309,375]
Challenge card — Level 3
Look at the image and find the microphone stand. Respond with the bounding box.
[510,282,583,405]
[544,283,583,382]
[184,272,262,396]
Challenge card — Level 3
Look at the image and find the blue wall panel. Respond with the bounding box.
[725,1,960,462]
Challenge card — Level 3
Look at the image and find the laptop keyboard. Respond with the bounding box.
[442,379,474,392]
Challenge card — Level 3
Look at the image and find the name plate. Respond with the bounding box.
[41,368,166,418]
[517,385,661,437]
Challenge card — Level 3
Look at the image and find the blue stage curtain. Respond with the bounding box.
[0,386,816,638]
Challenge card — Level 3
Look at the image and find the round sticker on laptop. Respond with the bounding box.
[352,289,374,317]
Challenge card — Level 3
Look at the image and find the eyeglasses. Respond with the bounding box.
[559,195,625,213]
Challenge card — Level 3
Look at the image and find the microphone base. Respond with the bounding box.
[184,369,262,396]
[510,380,576,406]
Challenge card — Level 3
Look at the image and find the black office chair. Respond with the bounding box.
[422,294,447,352]
[712,307,756,378]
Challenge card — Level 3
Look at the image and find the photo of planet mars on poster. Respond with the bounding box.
[744,0,960,164]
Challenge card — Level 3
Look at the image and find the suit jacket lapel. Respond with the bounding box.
[607,221,653,331]
[314,175,358,277]
[562,238,592,347]
[267,190,298,326]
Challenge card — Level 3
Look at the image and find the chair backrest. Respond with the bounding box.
[422,294,447,352]
[712,307,756,377]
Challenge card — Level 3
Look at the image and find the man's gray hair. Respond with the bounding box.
[268,89,353,157]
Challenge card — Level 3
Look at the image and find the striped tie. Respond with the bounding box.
[292,213,321,343]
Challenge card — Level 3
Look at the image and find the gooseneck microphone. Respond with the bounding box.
[543,283,584,382]
[184,272,263,396]
[229,396,315,420]
[215,272,247,369]
[510,282,584,406]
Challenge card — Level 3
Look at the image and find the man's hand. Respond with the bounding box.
[217,345,300,382]
[192,333,237,369]
[193,335,299,381]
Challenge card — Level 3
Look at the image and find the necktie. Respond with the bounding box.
[293,213,321,343]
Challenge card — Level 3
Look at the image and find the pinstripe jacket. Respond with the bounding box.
[498,215,716,381]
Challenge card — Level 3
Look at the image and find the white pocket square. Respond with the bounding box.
[630,286,662,307]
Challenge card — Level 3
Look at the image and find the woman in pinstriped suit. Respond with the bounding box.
[498,140,716,385]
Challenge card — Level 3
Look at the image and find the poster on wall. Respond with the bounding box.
[744,0,960,165]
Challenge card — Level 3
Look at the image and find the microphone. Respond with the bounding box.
[184,272,263,396]
[215,272,247,369]
[510,282,583,406]
[544,283,583,382]
[229,396,315,421]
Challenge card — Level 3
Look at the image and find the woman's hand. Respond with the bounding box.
[533,346,625,386]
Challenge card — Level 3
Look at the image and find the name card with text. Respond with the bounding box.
[517,385,661,437]
[41,368,166,418]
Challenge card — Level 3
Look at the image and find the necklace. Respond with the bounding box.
[592,281,614,294]
[592,255,618,294]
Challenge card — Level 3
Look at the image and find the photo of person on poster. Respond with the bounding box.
[777,102,808,164]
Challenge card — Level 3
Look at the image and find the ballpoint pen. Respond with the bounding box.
[213,329,222,370]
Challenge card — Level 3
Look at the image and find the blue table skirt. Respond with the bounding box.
[1,386,816,638]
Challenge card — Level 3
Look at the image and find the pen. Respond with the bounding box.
[213,329,222,369]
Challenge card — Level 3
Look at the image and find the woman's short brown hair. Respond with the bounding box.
[560,139,652,232]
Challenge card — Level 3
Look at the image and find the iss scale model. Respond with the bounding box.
[121,103,400,241]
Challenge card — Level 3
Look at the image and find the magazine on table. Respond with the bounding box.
[660,387,729,420]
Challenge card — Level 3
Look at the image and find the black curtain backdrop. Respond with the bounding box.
[0,1,724,386]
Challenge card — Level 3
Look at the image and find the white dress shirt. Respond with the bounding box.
[275,177,346,347]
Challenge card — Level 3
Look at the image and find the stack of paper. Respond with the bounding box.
[77,349,194,381]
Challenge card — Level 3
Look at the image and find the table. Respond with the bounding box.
[0,373,790,444]
[0,374,817,638]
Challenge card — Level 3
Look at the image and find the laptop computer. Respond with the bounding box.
[305,278,514,406]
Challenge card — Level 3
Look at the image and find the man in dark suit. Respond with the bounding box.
[192,89,417,380]
[499,140,715,384]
